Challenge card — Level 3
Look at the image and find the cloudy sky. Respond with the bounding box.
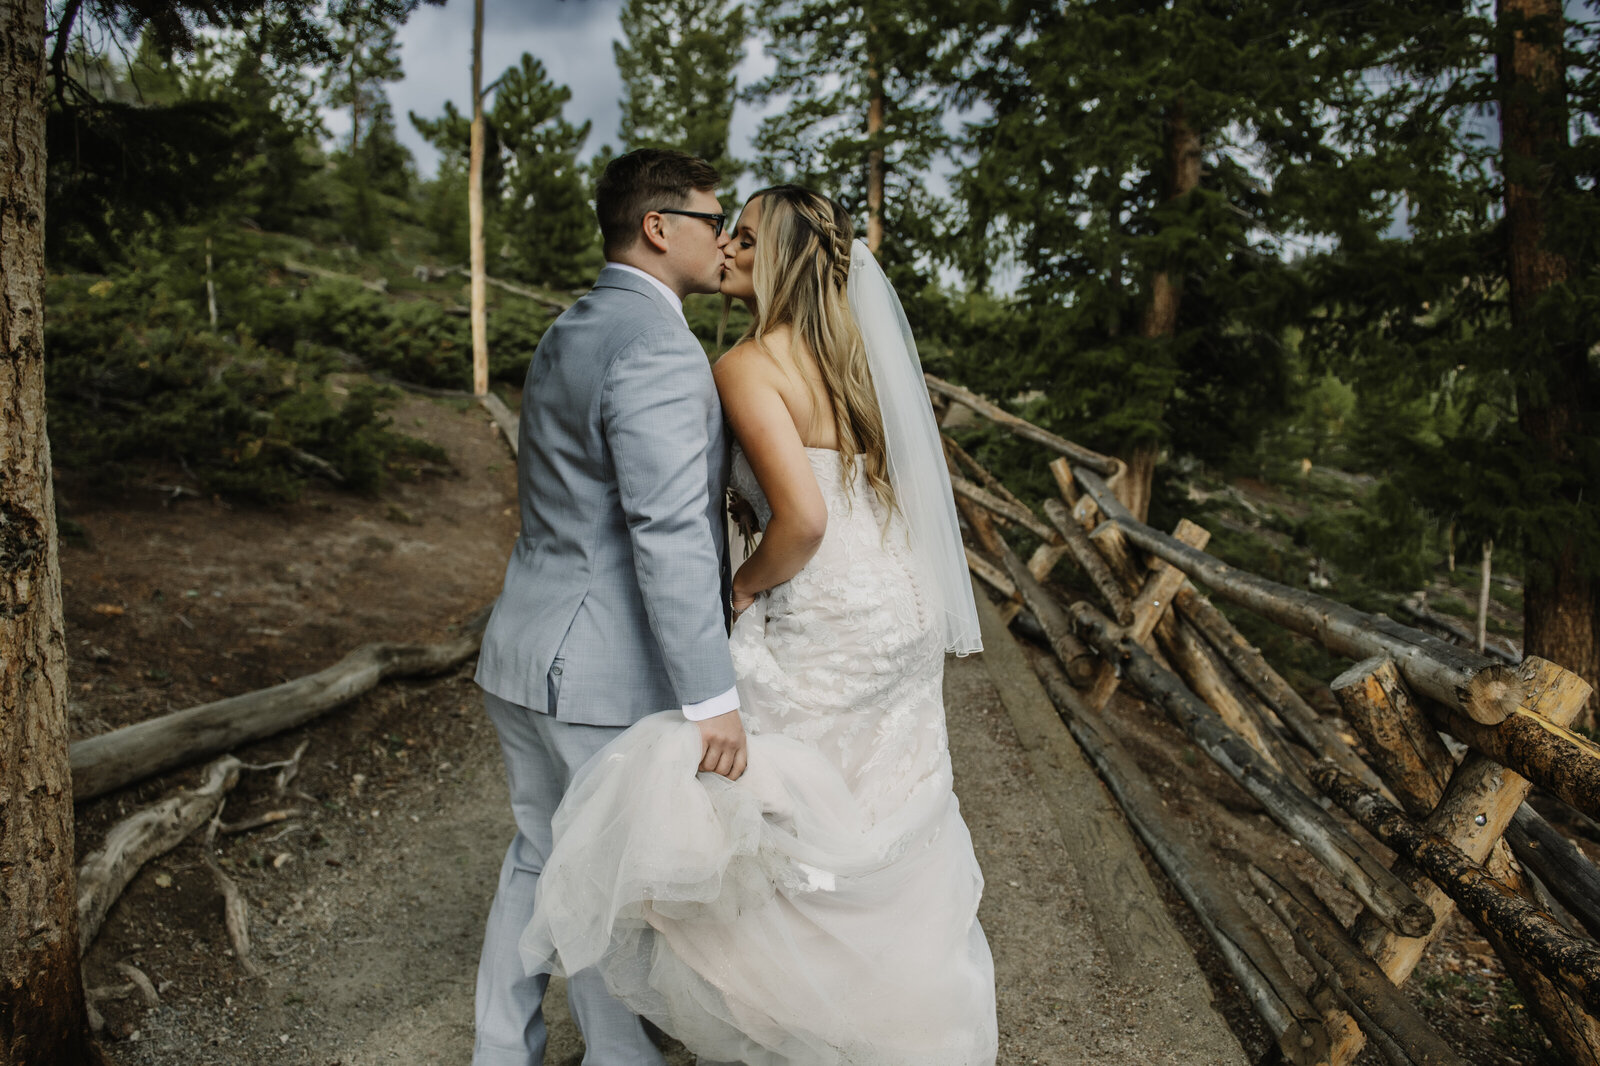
[345,0,780,192]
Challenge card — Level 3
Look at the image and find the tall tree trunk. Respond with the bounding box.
[1,0,98,1061]
[864,30,885,254]
[348,40,364,153]
[1122,100,1201,523]
[1499,0,1599,729]
[468,0,489,396]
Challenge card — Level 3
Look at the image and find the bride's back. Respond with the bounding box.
[737,324,843,453]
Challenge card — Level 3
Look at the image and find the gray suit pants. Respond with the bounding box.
[474,691,668,1066]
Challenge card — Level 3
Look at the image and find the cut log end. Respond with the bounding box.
[1463,665,1524,725]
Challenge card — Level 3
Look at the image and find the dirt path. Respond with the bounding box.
[95,656,1240,1066]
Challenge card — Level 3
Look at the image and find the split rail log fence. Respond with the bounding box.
[926,373,1600,1066]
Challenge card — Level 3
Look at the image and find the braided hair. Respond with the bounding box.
[729,185,895,518]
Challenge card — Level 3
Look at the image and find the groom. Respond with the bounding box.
[472,148,747,1066]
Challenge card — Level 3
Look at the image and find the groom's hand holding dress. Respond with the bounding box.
[696,709,746,780]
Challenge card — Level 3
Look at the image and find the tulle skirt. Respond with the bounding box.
[519,712,997,1066]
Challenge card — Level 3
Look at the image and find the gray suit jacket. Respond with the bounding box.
[475,267,735,726]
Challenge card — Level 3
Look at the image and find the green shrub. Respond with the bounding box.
[46,267,444,504]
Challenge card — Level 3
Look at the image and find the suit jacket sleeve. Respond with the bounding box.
[601,325,738,707]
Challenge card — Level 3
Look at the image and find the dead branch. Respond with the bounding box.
[219,809,303,836]
[115,962,160,1008]
[77,756,242,954]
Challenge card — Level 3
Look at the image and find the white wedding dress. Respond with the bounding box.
[521,445,998,1066]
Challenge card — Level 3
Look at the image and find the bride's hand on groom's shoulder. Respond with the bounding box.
[697,709,747,780]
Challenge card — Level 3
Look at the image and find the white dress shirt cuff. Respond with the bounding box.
[682,685,740,722]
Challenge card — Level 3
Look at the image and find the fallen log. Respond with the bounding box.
[448,265,572,312]
[965,547,1015,599]
[1048,456,1081,508]
[480,393,519,457]
[1312,761,1600,1016]
[1175,584,1390,797]
[283,256,387,293]
[1043,498,1133,625]
[1069,601,1436,938]
[941,436,1064,582]
[77,757,242,954]
[1153,610,1311,787]
[1036,658,1328,1065]
[1507,805,1600,943]
[1064,475,1144,590]
[1246,863,1466,1066]
[70,614,487,801]
[1086,491,1522,725]
[943,434,1035,519]
[1418,685,1600,824]
[996,540,1098,686]
[923,374,1119,475]
[1479,838,1600,1064]
[956,491,1023,627]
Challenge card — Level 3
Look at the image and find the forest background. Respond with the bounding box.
[2,0,1598,1058]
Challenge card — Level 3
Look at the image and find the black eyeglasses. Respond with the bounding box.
[655,208,727,239]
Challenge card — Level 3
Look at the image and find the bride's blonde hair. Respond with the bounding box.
[728,185,895,516]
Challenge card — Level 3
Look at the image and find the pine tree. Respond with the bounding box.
[492,54,596,287]
[322,7,414,248]
[613,0,746,180]
[745,0,954,275]
[1297,2,1600,734]
[413,54,595,286]
[951,0,1440,519]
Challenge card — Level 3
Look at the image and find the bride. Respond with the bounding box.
[521,184,998,1066]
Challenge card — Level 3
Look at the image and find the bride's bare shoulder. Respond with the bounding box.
[713,329,794,391]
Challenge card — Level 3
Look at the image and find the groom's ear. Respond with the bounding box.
[640,210,672,255]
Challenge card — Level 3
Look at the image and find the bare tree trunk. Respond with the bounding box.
[1499,0,1598,730]
[1121,100,1201,523]
[865,46,885,254]
[468,0,489,397]
[1477,539,1492,655]
[1,1,98,1060]
[204,235,218,329]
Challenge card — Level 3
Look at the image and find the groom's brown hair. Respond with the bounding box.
[596,148,721,259]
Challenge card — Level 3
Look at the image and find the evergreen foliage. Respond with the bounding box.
[613,0,747,181]
[948,0,1442,475]
[745,0,955,277]
[411,55,596,286]
[1295,4,1600,587]
[494,55,598,287]
[44,0,439,267]
[44,224,557,502]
